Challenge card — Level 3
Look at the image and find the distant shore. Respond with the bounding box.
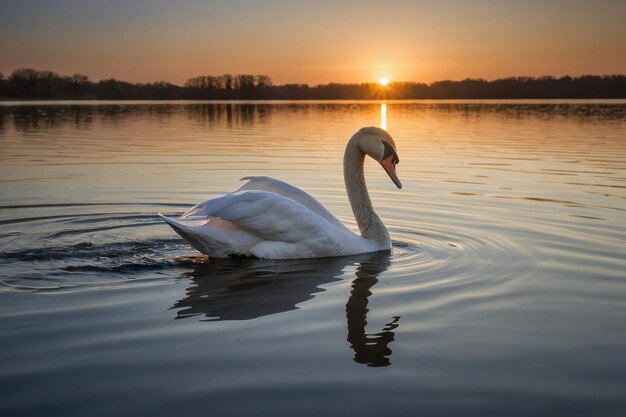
[1,68,625,100]
[3,98,626,103]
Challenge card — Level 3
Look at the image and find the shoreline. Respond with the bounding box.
[2,98,626,104]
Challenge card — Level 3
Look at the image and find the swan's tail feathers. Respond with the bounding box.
[158,214,261,258]
[158,213,217,255]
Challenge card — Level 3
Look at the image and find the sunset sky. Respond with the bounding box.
[1,0,625,85]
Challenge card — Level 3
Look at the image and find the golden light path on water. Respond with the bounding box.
[381,102,387,130]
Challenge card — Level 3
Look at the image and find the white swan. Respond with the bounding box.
[159,126,402,259]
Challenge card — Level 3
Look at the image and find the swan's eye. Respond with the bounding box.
[382,140,398,163]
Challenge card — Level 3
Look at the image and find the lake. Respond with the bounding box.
[1,100,625,416]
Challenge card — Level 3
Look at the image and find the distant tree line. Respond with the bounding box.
[1,68,625,100]
[0,68,185,100]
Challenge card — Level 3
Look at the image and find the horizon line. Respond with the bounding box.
[2,67,625,88]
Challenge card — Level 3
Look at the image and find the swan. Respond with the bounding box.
[159,126,402,259]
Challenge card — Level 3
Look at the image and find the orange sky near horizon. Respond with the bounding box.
[1,0,625,85]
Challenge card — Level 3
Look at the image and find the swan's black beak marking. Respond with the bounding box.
[381,155,402,189]
[381,141,402,189]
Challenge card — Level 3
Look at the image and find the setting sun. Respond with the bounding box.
[379,78,389,86]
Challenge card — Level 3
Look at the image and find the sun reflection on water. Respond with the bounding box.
[380,103,387,130]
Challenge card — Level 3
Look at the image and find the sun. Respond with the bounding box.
[379,77,389,86]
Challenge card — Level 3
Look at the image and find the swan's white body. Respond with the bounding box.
[160,176,380,259]
[159,127,401,259]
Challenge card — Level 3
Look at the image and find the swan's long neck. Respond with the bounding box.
[344,136,391,246]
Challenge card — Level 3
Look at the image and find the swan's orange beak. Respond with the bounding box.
[381,156,402,189]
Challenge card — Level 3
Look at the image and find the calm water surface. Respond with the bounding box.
[1,100,625,416]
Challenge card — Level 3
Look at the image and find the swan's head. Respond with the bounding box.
[354,126,402,189]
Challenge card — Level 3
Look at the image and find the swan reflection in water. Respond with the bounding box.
[173,251,400,367]
[346,254,400,367]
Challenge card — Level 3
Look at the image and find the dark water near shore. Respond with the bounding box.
[1,100,625,416]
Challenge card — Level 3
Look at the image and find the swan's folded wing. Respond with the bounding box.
[234,176,351,232]
[181,189,352,245]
